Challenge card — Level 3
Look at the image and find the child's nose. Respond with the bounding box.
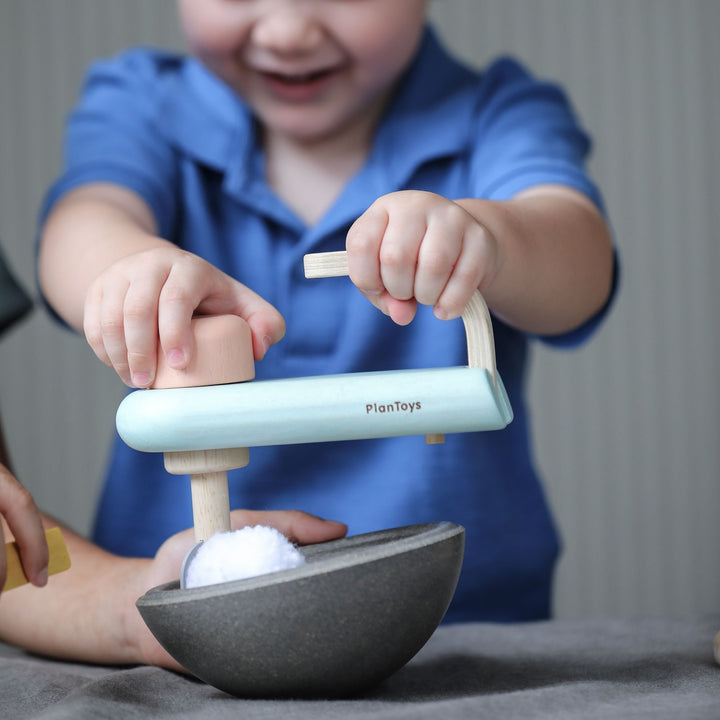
[251,6,323,55]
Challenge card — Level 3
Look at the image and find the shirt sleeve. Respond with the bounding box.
[39,49,180,239]
[470,58,619,347]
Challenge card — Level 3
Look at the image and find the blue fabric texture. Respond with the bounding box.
[41,27,617,623]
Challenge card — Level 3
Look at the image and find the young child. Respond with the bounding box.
[38,1,616,623]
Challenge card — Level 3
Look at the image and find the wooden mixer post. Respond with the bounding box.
[151,315,255,543]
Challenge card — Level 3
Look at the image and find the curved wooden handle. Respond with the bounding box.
[303,251,498,387]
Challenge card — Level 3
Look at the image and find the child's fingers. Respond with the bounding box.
[123,269,171,388]
[157,290,195,370]
[233,291,286,361]
[83,273,134,386]
[414,220,463,308]
[383,295,418,326]
[377,209,425,303]
[97,276,136,386]
[189,263,286,360]
[435,225,492,320]
[345,204,388,296]
[0,465,49,588]
[158,251,251,372]
[83,282,112,369]
[155,254,286,367]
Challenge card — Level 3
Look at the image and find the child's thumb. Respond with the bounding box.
[233,290,286,361]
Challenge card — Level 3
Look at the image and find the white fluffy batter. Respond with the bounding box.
[184,525,306,588]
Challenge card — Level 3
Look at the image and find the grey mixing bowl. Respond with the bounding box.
[136,521,464,698]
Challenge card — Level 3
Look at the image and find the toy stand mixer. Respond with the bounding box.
[115,250,514,698]
[116,250,512,544]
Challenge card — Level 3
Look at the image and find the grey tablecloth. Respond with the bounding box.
[2,616,719,719]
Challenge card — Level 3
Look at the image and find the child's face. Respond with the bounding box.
[177,0,428,144]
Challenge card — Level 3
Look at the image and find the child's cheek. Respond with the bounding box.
[177,1,248,57]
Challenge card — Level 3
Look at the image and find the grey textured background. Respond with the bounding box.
[0,0,718,618]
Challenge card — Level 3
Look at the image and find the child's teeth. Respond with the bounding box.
[275,71,325,84]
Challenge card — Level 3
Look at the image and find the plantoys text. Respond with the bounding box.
[365,401,422,415]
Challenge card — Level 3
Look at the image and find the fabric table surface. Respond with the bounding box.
[2,616,719,719]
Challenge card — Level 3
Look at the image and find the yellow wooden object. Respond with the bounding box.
[2,527,71,592]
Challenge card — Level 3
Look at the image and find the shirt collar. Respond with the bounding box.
[372,26,479,189]
[159,58,255,174]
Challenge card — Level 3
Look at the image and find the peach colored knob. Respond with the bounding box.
[152,314,255,390]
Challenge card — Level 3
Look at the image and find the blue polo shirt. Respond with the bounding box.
[42,27,616,622]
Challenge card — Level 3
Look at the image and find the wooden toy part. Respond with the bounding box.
[152,315,255,542]
[153,314,255,389]
[3,527,71,592]
[303,251,499,445]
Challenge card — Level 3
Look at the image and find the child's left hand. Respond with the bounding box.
[345,191,499,325]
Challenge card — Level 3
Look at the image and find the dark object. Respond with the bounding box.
[137,522,465,698]
[0,245,33,338]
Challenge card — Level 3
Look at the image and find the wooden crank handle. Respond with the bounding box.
[303,250,498,386]
[152,314,256,542]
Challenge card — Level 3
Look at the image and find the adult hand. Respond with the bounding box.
[0,462,48,595]
[125,510,347,669]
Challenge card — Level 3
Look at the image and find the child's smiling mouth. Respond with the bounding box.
[257,66,341,101]
[265,69,333,85]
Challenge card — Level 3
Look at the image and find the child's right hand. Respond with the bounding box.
[82,245,285,388]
